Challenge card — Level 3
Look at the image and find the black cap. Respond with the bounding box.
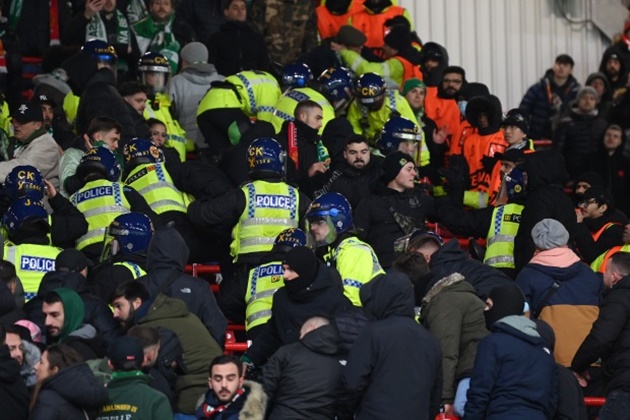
[56,249,90,272]
[108,336,144,371]
[32,93,57,108]
[11,102,44,124]
[336,25,367,47]
[581,185,614,207]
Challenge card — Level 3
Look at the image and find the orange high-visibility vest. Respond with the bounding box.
[350,6,406,49]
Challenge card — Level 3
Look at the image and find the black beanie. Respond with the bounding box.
[574,171,605,188]
[484,283,525,330]
[384,26,411,52]
[283,246,319,295]
[381,151,414,184]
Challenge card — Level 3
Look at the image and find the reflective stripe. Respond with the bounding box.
[76,227,108,246]
[388,89,397,112]
[82,205,131,219]
[484,255,515,266]
[349,56,362,72]
[151,199,187,211]
[240,237,276,248]
[273,108,294,122]
[236,73,258,113]
[258,105,276,114]
[240,218,298,228]
[343,279,363,289]
[486,234,515,247]
[247,309,272,324]
[246,288,278,305]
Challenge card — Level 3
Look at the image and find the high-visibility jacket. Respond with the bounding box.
[487,143,535,207]
[348,5,412,50]
[591,244,630,273]
[124,162,187,215]
[483,203,524,269]
[63,92,80,132]
[339,49,421,89]
[4,243,61,301]
[114,261,146,279]
[592,222,621,242]
[230,181,299,259]
[198,71,280,122]
[269,87,335,134]
[324,236,384,306]
[0,99,10,134]
[425,86,462,145]
[316,5,356,41]
[245,260,284,331]
[70,179,132,250]
[462,130,507,194]
[347,89,430,167]
[144,93,188,162]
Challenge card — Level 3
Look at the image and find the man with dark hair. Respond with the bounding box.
[119,81,151,138]
[111,281,222,415]
[519,54,580,139]
[0,322,29,419]
[5,324,40,389]
[95,335,172,420]
[0,260,24,318]
[196,354,267,419]
[572,252,630,418]
[43,287,106,361]
[316,134,382,209]
[59,116,123,197]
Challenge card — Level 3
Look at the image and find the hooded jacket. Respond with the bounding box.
[340,272,442,420]
[24,271,119,348]
[0,345,29,419]
[554,101,608,179]
[62,51,137,143]
[583,127,630,216]
[572,275,630,394]
[262,323,342,419]
[429,239,512,299]
[244,262,352,366]
[138,226,227,345]
[516,248,602,366]
[599,45,628,92]
[137,294,222,413]
[514,151,578,272]
[206,20,271,77]
[30,362,109,420]
[167,62,224,149]
[419,42,449,87]
[355,182,434,268]
[420,273,488,404]
[519,69,580,139]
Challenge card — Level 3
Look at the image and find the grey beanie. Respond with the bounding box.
[531,218,569,250]
[180,42,208,64]
[576,86,599,102]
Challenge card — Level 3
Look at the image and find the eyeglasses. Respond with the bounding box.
[150,131,168,139]
[578,198,599,207]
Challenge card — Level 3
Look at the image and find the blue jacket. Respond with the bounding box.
[519,70,580,139]
[464,316,558,420]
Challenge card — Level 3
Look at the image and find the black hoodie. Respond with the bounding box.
[138,226,227,345]
[262,323,342,420]
[599,45,628,91]
[465,94,503,135]
[0,345,29,419]
[514,151,578,271]
[62,51,137,145]
[339,272,442,420]
[418,42,449,87]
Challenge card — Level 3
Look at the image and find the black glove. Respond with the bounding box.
[440,154,470,190]
[481,155,498,173]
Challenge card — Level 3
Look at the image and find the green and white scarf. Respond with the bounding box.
[86,10,130,46]
[126,0,148,26]
[133,15,180,73]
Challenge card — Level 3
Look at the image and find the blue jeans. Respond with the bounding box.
[453,377,471,417]
[599,389,630,420]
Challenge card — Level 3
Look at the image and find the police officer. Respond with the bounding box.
[317,66,355,118]
[436,149,527,279]
[196,70,281,156]
[2,198,62,301]
[89,212,153,303]
[139,52,189,162]
[346,72,429,168]
[305,192,384,306]
[62,39,118,132]
[245,228,308,339]
[69,146,158,260]
[122,138,226,263]
[4,165,88,249]
[188,137,311,322]
[269,63,335,134]
[377,116,424,161]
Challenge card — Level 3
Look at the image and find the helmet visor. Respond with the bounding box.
[305,214,337,247]
[393,131,423,142]
[141,72,168,93]
[100,234,120,262]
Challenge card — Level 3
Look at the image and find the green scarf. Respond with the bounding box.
[86,10,130,47]
[53,287,85,342]
[8,0,23,32]
[134,14,180,73]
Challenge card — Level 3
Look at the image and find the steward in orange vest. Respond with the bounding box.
[348,0,412,55]
[316,0,360,42]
